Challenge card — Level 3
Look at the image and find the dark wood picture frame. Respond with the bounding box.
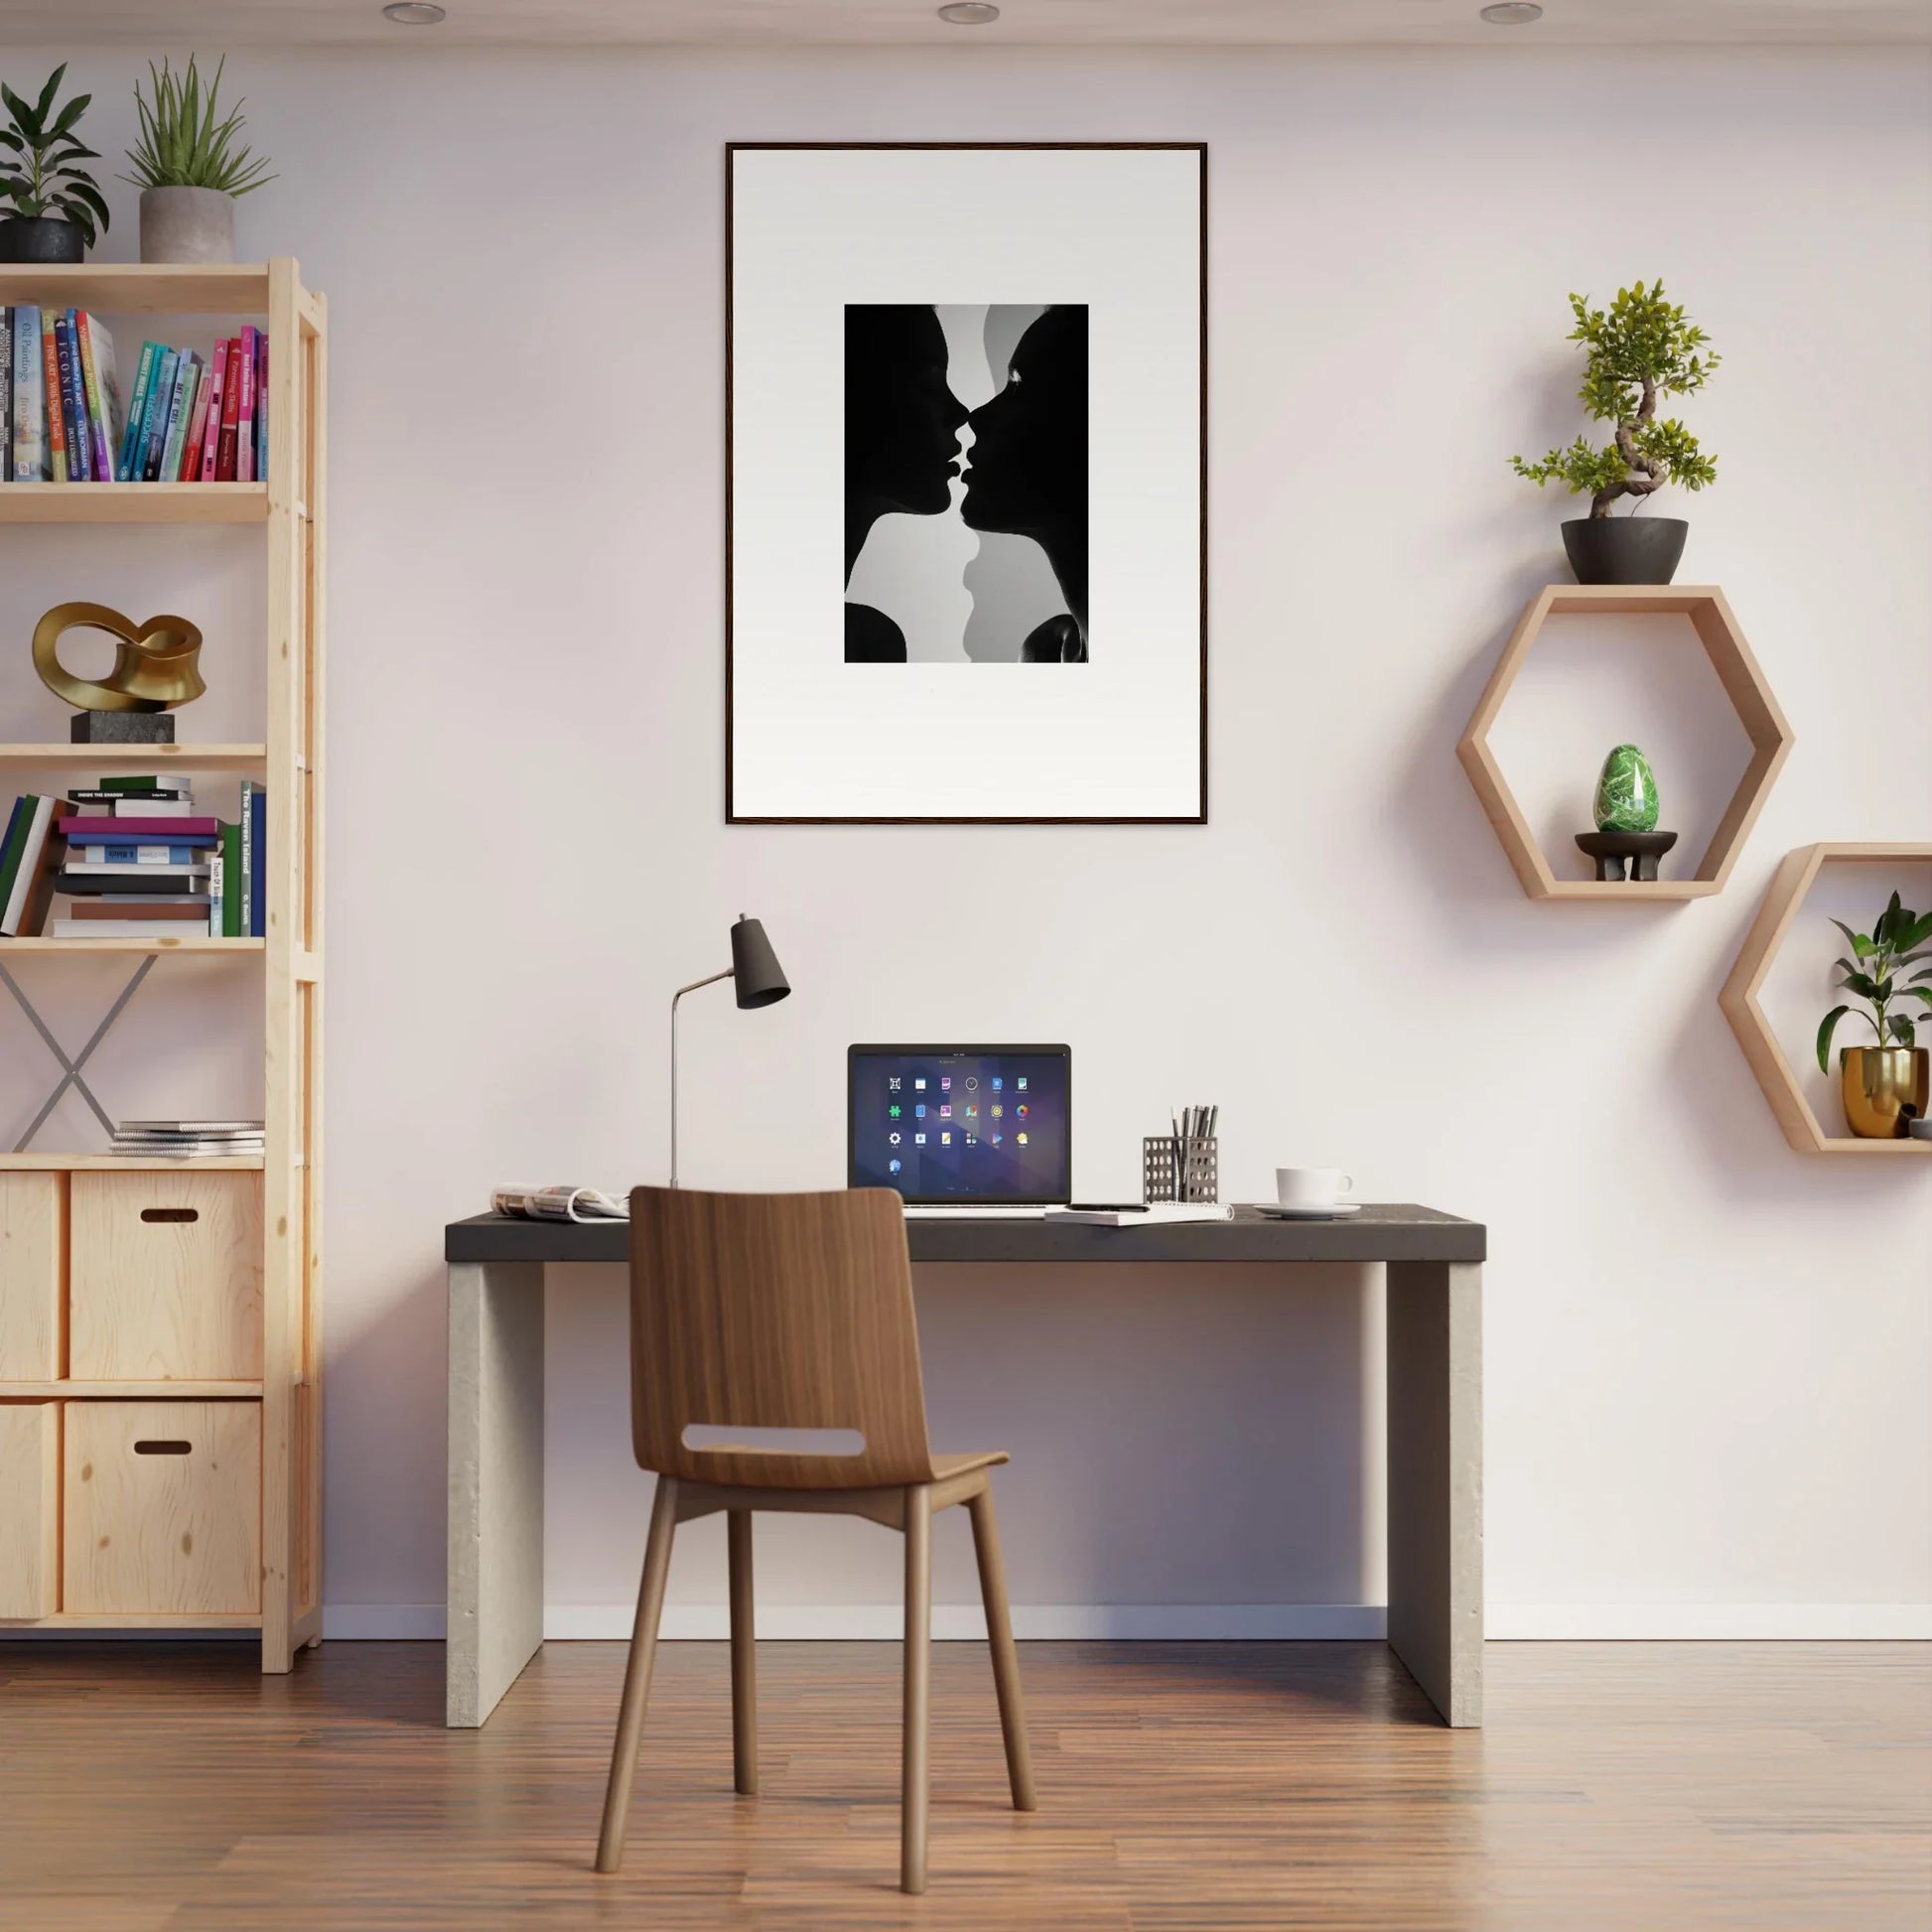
[725,141,1208,826]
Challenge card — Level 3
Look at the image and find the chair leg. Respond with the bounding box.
[901,1483,932,1895]
[728,1509,759,1796]
[967,1485,1036,1812]
[595,1474,679,1873]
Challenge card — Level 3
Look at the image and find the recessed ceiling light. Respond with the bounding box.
[938,2,1001,23]
[1479,2,1543,21]
[382,1,447,22]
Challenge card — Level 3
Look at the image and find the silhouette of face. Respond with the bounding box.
[845,306,968,521]
[960,307,1088,542]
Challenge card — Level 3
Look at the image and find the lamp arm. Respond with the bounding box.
[668,968,736,1188]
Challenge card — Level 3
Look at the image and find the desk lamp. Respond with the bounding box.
[668,915,790,1186]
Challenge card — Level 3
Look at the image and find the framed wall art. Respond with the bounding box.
[726,142,1207,824]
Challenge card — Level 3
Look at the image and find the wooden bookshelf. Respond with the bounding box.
[0,483,267,524]
[1456,585,1795,901]
[0,745,268,767]
[1719,843,1932,1159]
[0,261,326,1669]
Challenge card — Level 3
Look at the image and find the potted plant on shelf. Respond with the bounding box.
[1511,281,1719,586]
[1817,893,1932,1139]
[0,66,110,264]
[123,56,274,265]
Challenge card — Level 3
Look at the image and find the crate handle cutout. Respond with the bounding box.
[133,1440,193,1455]
[681,1424,865,1456]
[140,1207,200,1224]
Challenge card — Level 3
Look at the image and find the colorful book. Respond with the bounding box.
[254,332,268,481]
[12,307,44,481]
[118,340,160,480]
[1,796,61,936]
[196,339,228,482]
[215,338,241,481]
[69,844,210,864]
[67,787,192,805]
[243,780,266,938]
[219,821,242,936]
[55,313,88,481]
[40,313,67,484]
[138,347,179,483]
[68,897,210,920]
[235,326,258,484]
[99,773,180,794]
[180,355,213,481]
[207,846,223,933]
[159,353,201,485]
[75,312,119,483]
[64,816,218,840]
[0,796,31,908]
[0,307,11,482]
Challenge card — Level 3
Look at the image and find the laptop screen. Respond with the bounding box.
[848,1044,1071,1204]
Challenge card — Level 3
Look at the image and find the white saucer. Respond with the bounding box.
[1251,1201,1362,1219]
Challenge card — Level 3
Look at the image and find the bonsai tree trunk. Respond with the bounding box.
[1589,375,1666,517]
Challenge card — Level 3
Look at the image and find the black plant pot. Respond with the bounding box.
[0,215,86,264]
[1561,516,1689,586]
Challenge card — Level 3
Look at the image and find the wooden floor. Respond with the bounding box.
[0,1640,1925,1930]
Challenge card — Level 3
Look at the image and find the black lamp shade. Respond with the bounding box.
[730,915,790,1009]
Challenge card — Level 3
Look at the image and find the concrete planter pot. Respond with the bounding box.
[139,186,236,265]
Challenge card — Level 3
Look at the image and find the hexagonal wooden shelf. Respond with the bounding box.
[1720,842,1932,1158]
[1457,585,1795,900]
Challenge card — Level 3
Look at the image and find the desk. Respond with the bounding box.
[444,1204,1484,1730]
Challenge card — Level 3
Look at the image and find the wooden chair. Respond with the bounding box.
[595,1185,1036,1894]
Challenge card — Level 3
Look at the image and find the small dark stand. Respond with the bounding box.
[1575,829,1678,882]
[70,712,176,744]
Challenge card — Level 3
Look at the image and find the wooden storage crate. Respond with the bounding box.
[69,1172,263,1382]
[0,1402,60,1618]
[0,1173,65,1380]
[64,1401,261,1615]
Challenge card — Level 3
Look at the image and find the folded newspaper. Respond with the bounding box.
[491,1184,630,1223]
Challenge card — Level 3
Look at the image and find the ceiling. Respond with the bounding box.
[5,0,1929,47]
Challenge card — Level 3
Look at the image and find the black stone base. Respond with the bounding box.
[70,711,175,744]
[1576,829,1680,883]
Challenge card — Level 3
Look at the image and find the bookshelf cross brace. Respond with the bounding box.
[0,956,155,1151]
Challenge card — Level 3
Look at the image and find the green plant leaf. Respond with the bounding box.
[1840,971,1879,1001]
[1888,1014,1917,1045]
[1831,919,1874,958]
[1817,1005,1850,1073]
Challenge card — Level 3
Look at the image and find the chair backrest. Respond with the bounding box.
[627,1185,938,1490]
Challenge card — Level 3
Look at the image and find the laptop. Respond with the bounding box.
[848,1043,1071,1216]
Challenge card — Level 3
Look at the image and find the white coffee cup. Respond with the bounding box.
[1276,1167,1353,1210]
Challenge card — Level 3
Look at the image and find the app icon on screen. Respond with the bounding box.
[890,1104,901,1118]
[992,1076,1003,1092]
[889,1158,902,1173]
[939,1105,951,1118]
[890,1132,901,1145]
[889,1076,901,1091]
[940,1132,951,1146]
[1017,1133,1028,1146]
[940,1076,952,1091]
[990,1104,1003,1119]
[914,1077,926,1090]
[964,1105,977,1119]
[991,1133,1003,1146]
[1016,1103,1029,1119]
[965,1076,978,1091]
[914,1134,926,1145]
[915,1104,926,1119]
[965,1135,977,1146]
[1017,1076,1028,1091]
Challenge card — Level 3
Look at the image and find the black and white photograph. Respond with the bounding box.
[728,144,1204,822]
[844,303,1089,666]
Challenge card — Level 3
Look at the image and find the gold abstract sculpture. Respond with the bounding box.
[33,602,206,713]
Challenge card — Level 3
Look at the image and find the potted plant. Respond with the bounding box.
[1511,281,1719,586]
[1817,893,1932,1138]
[0,66,109,264]
[123,56,274,265]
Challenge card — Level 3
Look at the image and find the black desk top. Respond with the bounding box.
[446,1203,1483,1267]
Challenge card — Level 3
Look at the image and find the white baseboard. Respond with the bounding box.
[312,1602,1932,1643]
[1487,1603,1932,1640]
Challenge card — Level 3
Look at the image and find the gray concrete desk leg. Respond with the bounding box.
[1385,1260,1483,1726]
[447,1260,546,1727]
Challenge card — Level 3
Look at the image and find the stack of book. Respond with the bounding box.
[1,308,266,484]
[111,1119,265,1160]
[0,775,267,938]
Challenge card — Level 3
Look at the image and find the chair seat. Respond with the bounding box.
[931,1450,1008,1481]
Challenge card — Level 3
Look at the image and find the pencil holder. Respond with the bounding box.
[1143,1136,1218,1205]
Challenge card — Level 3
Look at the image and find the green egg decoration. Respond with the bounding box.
[1594,744,1659,833]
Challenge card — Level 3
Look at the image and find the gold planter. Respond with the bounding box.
[1840,1045,1930,1139]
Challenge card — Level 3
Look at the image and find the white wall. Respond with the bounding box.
[3,44,1928,1640]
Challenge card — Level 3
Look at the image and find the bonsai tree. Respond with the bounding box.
[0,65,110,246]
[1817,893,1932,1071]
[122,56,275,200]
[1512,281,1718,518]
